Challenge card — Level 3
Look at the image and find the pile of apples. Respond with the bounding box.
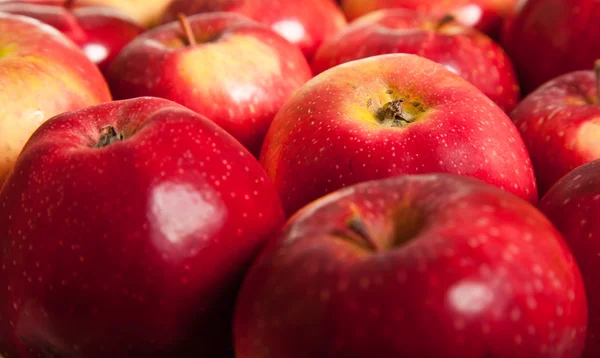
[1,0,600,357]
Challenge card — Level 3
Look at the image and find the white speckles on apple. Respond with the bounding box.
[510,307,521,321]
[448,280,494,315]
[527,296,537,310]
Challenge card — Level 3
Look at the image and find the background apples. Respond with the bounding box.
[0,12,111,184]
[0,1,144,74]
[539,159,600,357]
[510,63,600,195]
[340,0,517,39]
[311,9,520,112]
[160,0,347,59]
[234,173,587,358]
[107,13,312,156]
[261,53,537,216]
[502,0,600,94]
[0,97,285,358]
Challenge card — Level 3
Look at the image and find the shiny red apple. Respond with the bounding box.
[0,97,285,358]
[501,0,600,94]
[311,9,520,112]
[0,0,144,74]
[510,62,600,195]
[261,54,537,216]
[340,0,517,39]
[160,0,347,59]
[539,159,600,357]
[107,13,312,156]
[234,173,587,358]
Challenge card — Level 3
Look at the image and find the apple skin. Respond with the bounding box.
[311,9,520,113]
[0,2,145,74]
[539,159,600,357]
[0,97,285,358]
[260,53,537,216]
[340,0,517,39]
[501,0,600,94]
[234,173,587,358]
[510,69,600,196]
[107,12,312,156]
[160,0,347,60]
[0,12,111,184]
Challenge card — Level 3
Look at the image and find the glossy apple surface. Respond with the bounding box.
[107,12,312,155]
[0,2,145,73]
[539,159,600,357]
[234,173,587,358]
[312,9,520,112]
[502,0,600,94]
[0,12,111,184]
[510,67,600,195]
[261,54,537,216]
[161,0,347,59]
[0,97,285,358]
[340,0,517,39]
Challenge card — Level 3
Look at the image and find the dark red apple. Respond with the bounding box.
[510,61,600,195]
[261,53,537,216]
[0,97,285,358]
[107,13,312,156]
[501,0,600,94]
[0,0,145,74]
[160,0,347,60]
[539,159,600,357]
[312,9,520,113]
[234,173,587,358]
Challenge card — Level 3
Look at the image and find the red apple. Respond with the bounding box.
[311,9,520,113]
[510,62,600,195]
[234,173,587,358]
[0,1,145,74]
[0,12,111,184]
[0,97,285,358]
[501,0,600,94]
[107,13,312,156]
[160,0,347,60]
[340,0,517,39]
[261,54,537,216]
[539,159,600,357]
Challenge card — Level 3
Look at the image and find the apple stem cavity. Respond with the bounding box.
[376,99,424,128]
[178,13,197,46]
[94,125,123,148]
[595,59,600,104]
[436,14,455,30]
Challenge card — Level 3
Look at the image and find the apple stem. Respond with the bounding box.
[178,13,196,46]
[595,59,600,104]
[436,14,455,30]
[64,0,75,10]
[94,126,123,148]
[345,216,379,252]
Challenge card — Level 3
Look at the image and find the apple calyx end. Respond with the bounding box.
[94,125,123,148]
[375,99,425,128]
[177,13,197,47]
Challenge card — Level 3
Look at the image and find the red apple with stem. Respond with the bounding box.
[510,60,600,195]
[107,13,312,156]
[234,173,587,358]
[539,159,600,358]
[311,9,520,113]
[160,0,347,60]
[261,53,537,216]
[0,0,145,74]
[0,12,111,184]
[340,0,517,39]
[0,97,285,358]
[501,0,600,94]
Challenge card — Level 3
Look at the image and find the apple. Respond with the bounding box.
[539,159,600,357]
[311,9,520,113]
[0,12,111,184]
[160,0,347,60]
[107,13,312,156]
[0,96,285,358]
[339,0,517,39]
[261,53,537,216]
[510,61,600,195]
[0,0,145,74]
[501,0,600,94]
[234,173,587,358]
